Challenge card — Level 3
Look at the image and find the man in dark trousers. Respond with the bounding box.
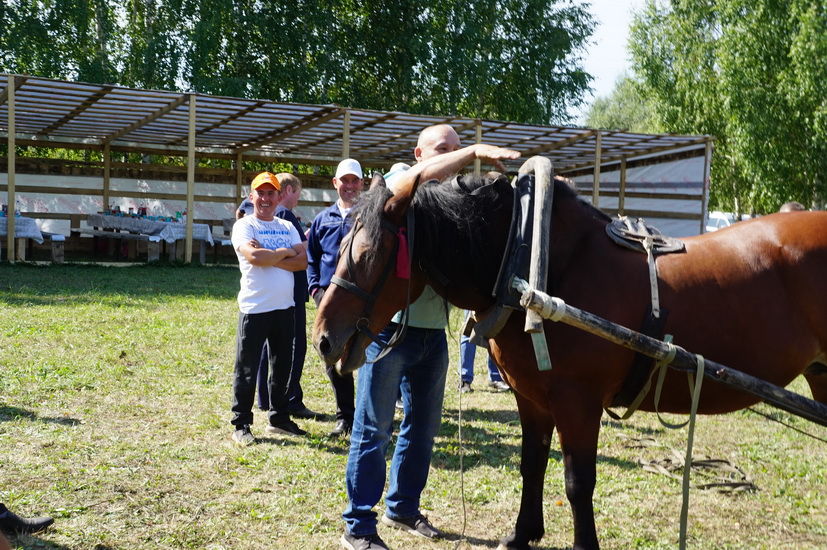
[307,158,364,438]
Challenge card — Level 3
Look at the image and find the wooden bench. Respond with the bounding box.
[70,228,162,262]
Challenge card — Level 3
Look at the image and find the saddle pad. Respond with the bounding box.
[606,216,686,255]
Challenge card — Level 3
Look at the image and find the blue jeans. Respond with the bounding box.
[343,324,448,536]
[459,333,503,383]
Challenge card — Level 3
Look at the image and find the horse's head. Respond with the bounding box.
[313,172,428,375]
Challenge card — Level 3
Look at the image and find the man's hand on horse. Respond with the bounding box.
[471,144,521,172]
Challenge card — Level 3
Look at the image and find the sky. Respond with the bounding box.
[572,0,648,124]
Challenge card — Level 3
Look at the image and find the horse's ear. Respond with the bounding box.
[384,172,422,225]
[369,172,386,189]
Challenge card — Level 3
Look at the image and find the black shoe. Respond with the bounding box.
[380,513,441,539]
[0,503,54,535]
[289,406,324,420]
[459,381,473,393]
[328,419,352,438]
[340,532,389,550]
[266,419,307,436]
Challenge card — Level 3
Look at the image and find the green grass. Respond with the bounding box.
[1,264,825,549]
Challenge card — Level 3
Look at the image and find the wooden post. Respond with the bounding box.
[342,109,351,159]
[700,139,713,234]
[6,74,16,263]
[618,157,627,216]
[235,152,243,202]
[147,237,160,262]
[185,93,196,263]
[474,119,482,176]
[592,131,602,207]
[103,143,111,213]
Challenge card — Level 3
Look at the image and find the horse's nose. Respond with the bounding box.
[316,333,333,360]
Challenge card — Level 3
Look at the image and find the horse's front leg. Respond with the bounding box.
[557,392,603,550]
[498,394,555,550]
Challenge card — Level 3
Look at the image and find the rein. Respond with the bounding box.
[330,208,416,362]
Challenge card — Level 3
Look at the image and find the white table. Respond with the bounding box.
[86,214,214,246]
[0,216,45,243]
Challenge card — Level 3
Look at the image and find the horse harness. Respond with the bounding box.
[330,208,415,362]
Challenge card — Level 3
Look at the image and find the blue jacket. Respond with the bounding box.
[307,203,353,294]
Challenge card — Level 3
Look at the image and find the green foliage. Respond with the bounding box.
[1,0,595,125]
[629,0,826,214]
[585,73,664,133]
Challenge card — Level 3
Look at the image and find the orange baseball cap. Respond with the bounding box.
[251,171,281,191]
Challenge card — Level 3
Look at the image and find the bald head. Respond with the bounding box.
[415,124,461,162]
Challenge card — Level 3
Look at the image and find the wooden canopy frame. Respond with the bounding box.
[1,73,714,262]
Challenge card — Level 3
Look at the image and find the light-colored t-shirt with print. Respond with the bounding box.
[384,164,450,330]
[232,215,301,314]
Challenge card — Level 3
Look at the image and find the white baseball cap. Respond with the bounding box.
[335,158,363,180]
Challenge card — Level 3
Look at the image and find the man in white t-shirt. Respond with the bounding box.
[230,171,308,445]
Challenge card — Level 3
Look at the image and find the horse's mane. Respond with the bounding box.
[351,173,609,277]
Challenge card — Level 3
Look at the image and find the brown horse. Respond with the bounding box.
[312,170,827,550]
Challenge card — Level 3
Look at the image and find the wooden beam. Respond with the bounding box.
[235,152,243,203]
[0,75,26,106]
[592,131,602,206]
[618,157,627,215]
[474,119,482,176]
[700,139,713,233]
[0,184,238,203]
[103,143,111,212]
[236,107,343,153]
[166,100,267,146]
[102,94,188,144]
[521,129,597,157]
[6,74,16,262]
[39,85,113,134]
[279,112,397,155]
[185,94,196,263]
[341,109,351,158]
[367,119,478,159]
[559,137,713,173]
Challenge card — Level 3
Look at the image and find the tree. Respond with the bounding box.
[630,0,826,214]
[1,0,596,125]
[585,73,663,133]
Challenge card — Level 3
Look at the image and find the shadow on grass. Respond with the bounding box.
[0,263,239,303]
[0,405,81,426]
[434,407,640,472]
[5,533,77,550]
[441,531,570,550]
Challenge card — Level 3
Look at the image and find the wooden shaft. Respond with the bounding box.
[514,278,827,427]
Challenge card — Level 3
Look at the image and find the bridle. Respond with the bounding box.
[330,207,415,362]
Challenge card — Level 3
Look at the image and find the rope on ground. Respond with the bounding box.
[617,433,759,494]
[454,368,472,550]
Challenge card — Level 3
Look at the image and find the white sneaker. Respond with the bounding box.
[232,425,255,446]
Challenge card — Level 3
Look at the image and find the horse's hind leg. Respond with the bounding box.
[804,362,827,403]
[498,395,554,550]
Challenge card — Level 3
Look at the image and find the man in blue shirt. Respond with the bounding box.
[307,158,364,437]
[340,126,519,550]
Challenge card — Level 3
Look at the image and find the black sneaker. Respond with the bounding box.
[328,419,352,438]
[0,503,54,535]
[459,381,473,393]
[380,513,441,539]
[266,419,307,436]
[340,532,389,550]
